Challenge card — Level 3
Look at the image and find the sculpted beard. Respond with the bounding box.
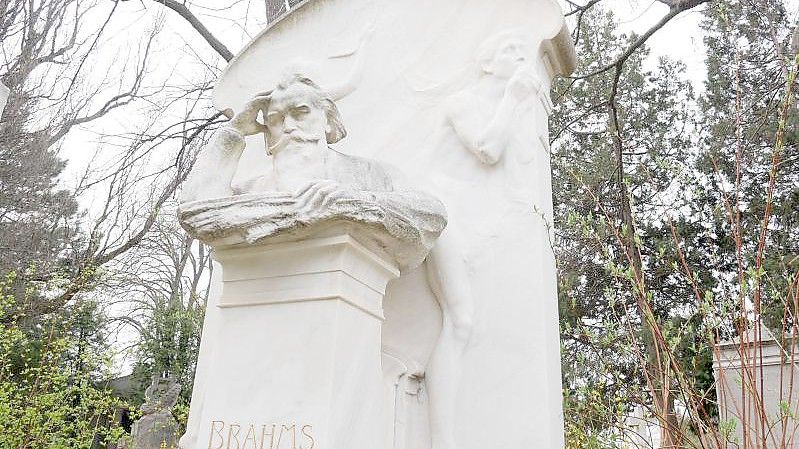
[268,130,320,155]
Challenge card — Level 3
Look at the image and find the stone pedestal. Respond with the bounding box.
[714,328,799,448]
[178,193,446,449]
[195,234,398,449]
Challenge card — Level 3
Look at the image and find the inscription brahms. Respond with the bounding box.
[207,421,315,449]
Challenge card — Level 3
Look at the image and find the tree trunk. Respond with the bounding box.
[609,102,680,448]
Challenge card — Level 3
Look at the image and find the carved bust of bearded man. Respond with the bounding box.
[181,74,393,205]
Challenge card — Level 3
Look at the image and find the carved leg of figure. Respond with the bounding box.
[425,231,474,449]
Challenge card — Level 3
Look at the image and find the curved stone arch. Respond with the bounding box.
[266,0,310,23]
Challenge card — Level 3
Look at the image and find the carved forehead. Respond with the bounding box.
[268,79,325,111]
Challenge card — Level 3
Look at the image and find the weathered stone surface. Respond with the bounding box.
[179,189,445,270]
[177,72,447,449]
[179,1,577,446]
[130,378,181,449]
[714,328,799,448]
[178,73,446,270]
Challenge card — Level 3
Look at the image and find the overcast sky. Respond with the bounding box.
[606,0,708,85]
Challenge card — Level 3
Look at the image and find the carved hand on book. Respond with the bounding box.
[294,179,353,212]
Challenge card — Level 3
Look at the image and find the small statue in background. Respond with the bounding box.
[129,377,181,449]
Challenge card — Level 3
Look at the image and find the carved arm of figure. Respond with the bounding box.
[446,67,540,166]
[180,96,269,203]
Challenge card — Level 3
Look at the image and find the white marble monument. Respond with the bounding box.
[179,1,576,449]
[179,73,447,449]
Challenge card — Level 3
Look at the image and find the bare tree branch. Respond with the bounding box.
[568,0,710,81]
[149,0,234,61]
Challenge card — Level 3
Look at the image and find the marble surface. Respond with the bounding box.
[179,233,402,449]
[177,70,446,449]
[179,191,445,270]
[180,1,576,448]
[179,73,446,268]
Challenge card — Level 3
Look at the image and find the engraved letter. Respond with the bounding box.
[300,425,315,449]
[227,423,242,449]
[276,424,296,449]
[260,424,276,449]
[208,421,226,449]
[242,425,259,449]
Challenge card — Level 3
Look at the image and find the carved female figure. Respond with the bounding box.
[424,29,543,449]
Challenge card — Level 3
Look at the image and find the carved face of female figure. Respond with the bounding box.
[477,30,533,79]
[488,38,530,79]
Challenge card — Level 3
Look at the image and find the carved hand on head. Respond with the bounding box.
[229,94,271,136]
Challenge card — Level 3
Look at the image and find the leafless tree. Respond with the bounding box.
[0,0,237,322]
[99,204,211,394]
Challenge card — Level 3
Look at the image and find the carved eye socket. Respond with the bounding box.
[291,105,311,118]
[267,111,283,127]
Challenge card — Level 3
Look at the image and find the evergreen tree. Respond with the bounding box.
[698,0,799,331]
[552,7,718,446]
[0,0,83,320]
[556,1,799,445]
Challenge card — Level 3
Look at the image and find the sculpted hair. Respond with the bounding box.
[272,74,347,144]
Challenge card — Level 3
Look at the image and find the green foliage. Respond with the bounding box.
[699,0,799,331]
[552,6,716,435]
[564,386,627,449]
[0,273,127,449]
[118,214,209,419]
[130,293,204,407]
[556,0,799,446]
